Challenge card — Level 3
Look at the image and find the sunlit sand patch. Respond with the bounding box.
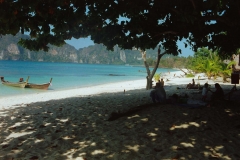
[0,111,9,117]
[141,118,148,123]
[66,156,86,160]
[127,114,140,119]
[10,116,16,120]
[180,142,194,148]
[6,131,34,140]
[91,149,107,155]
[125,145,140,152]
[147,132,158,137]
[8,122,24,129]
[78,141,90,149]
[214,145,224,152]
[171,124,189,130]
[56,118,69,122]
[189,122,200,127]
[34,139,44,144]
[201,121,207,124]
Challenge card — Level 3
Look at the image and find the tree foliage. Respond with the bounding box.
[1,0,240,57]
[188,47,236,82]
[146,56,190,69]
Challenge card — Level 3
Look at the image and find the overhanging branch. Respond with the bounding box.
[189,0,196,10]
[153,31,178,38]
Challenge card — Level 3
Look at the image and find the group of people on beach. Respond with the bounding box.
[150,77,229,107]
[183,78,226,106]
[203,82,225,107]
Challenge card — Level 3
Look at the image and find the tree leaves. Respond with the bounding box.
[189,47,234,80]
[1,0,240,57]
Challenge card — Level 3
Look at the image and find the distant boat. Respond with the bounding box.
[25,78,52,90]
[1,76,29,88]
[125,64,133,67]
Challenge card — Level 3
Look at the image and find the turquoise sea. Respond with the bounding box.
[0,60,176,97]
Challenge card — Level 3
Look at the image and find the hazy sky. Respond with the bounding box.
[65,37,194,57]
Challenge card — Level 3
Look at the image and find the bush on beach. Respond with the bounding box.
[186,73,195,78]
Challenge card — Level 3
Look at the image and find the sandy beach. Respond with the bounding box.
[1,70,240,159]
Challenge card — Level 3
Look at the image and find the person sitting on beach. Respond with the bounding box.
[225,84,238,100]
[150,82,166,103]
[19,78,24,82]
[186,79,195,89]
[201,83,209,102]
[160,78,164,86]
[207,83,224,107]
[1,77,6,82]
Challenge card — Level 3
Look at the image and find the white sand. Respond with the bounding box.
[1,70,240,159]
[0,79,147,109]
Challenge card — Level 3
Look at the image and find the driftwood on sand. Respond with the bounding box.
[107,103,158,121]
[178,68,188,75]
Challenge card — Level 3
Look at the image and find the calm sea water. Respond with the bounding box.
[0,60,176,97]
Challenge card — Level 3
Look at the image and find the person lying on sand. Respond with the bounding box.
[150,82,166,103]
[167,93,204,108]
[167,93,179,104]
[167,93,188,104]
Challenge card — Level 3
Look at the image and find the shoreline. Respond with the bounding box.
[0,79,147,109]
[0,69,183,109]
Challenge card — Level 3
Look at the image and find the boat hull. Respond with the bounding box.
[25,83,50,90]
[1,76,29,88]
[1,82,27,88]
[25,78,52,90]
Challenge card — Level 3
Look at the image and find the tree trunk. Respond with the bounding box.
[179,68,188,75]
[141,47,167,90]
[142,59,153,89]
[146,76,152,89]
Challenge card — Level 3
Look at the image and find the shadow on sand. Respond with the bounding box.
[1,84,240,159]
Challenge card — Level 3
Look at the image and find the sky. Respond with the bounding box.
[65,37,194,57]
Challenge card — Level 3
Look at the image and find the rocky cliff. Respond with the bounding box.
[0,33,159,65]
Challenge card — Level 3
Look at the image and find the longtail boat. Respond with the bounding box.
[1,76,29,88]
[25,78,52,90]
